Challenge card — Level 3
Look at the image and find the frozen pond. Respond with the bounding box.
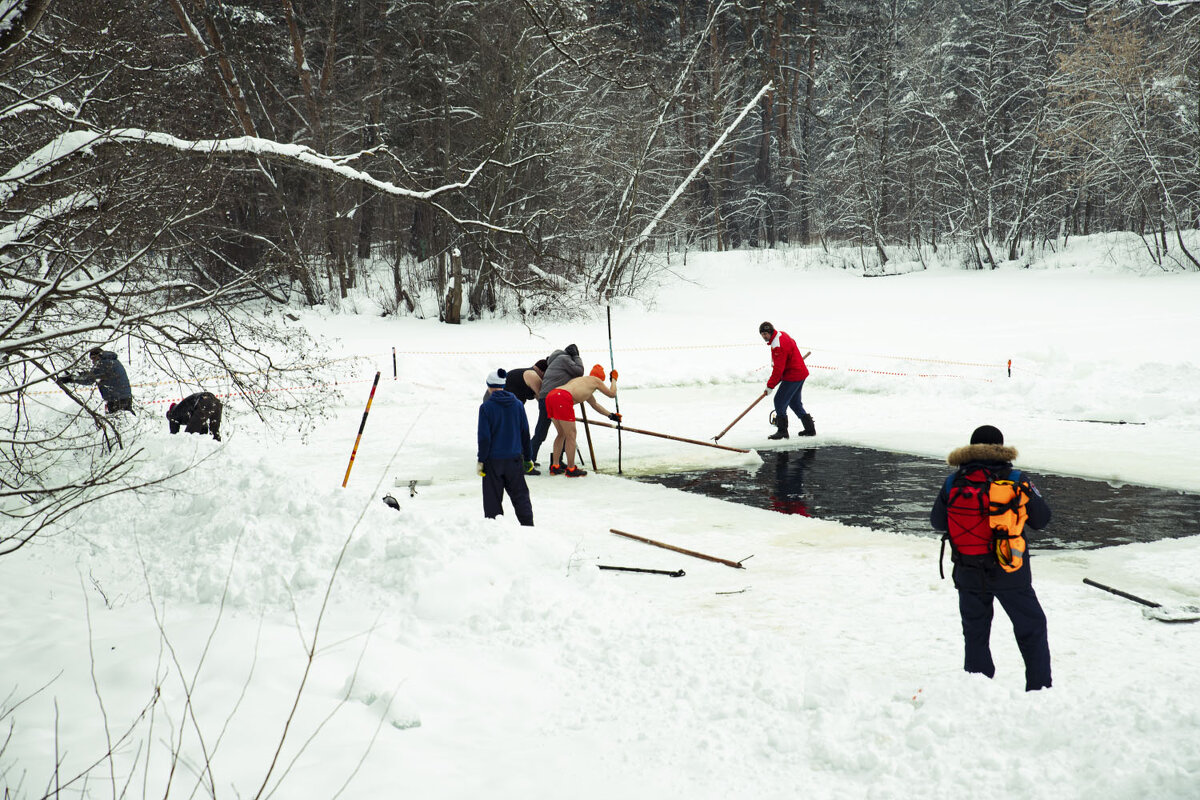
[631,445,1200,550]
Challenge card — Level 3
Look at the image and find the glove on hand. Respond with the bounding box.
[609,369,618,381]
[565,343,579,357]
[524,460,535,474]
[476,461,486,477]
[609,412,622,422]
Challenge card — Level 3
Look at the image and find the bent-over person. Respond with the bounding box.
[545,364,619,477]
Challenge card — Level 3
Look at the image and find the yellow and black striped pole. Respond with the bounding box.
[342,371,381,488]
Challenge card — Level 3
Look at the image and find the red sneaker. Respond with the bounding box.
[549,463,565,475]
[565,466,588,477]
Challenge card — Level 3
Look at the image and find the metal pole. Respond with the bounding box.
[607,305,622,473]
[597,565,685,577]
[393,347,398,380]
[1082,578,1160,608]
[342,371,381,488]
[576,417,750,453]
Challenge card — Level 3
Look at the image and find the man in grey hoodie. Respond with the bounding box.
[529,344,583,466]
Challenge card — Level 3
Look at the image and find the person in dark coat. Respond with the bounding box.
[61,347,133,413]
[930,424,1053,691]
[499,359,548,475]
[167,392,223,441]
[759,321,813,439]
[477,368,535,525]
[529,345,583,467]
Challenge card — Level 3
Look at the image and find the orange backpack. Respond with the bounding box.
[940,466,1029,577]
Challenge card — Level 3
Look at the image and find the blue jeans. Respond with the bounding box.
[773,379,806,423]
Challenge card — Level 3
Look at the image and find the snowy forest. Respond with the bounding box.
[6,1,1200,315]
[5,1,1200,542]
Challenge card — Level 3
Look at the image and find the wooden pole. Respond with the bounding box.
[579,404,598,470]
[713,389,769,441]
[576,417,750,453]
[610,528,747,569]
[341,371,381,487]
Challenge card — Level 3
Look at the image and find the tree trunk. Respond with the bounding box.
[444,248,463,324]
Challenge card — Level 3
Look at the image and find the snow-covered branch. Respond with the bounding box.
[1,128,498,206]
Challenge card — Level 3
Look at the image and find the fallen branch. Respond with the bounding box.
[610,528,748,570]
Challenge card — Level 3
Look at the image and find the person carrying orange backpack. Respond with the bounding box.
[930,424,1053,691]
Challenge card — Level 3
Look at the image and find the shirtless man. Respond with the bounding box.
[545,364,619,477]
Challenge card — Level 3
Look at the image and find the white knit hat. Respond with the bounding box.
[486,368,507,388]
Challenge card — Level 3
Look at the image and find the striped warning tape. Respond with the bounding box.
[809,364,994,382]
[382,343,1005,369]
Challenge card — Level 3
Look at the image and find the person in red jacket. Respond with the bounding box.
[759,321,814,439]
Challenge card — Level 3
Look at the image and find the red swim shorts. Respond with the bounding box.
[546,387,575,421]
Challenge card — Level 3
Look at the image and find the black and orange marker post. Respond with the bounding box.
[342,371,381,488]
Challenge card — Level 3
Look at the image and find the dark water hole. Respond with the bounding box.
[631,445,1200,550]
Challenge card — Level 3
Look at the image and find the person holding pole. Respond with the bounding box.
[530,344,584,467]
[477,368,535,525]
[546,365,619,477]
[759,321,814,439]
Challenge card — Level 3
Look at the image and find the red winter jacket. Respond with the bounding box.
[766,330,809,389]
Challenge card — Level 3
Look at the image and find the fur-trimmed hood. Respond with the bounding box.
[947,443,1018,466]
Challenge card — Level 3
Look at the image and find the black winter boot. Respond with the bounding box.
[768,418,789,440]
[799,413,816,437]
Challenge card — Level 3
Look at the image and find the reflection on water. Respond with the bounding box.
[631,446,1200,550]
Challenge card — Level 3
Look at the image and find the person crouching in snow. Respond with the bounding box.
[167,392,223,441]
[545,364,619,477]
[477,368,535,525]
[759,321,813,439]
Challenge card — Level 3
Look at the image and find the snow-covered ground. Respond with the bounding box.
[3,235,1199,799]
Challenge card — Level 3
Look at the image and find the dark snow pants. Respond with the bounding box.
[481,456,534,526]
[528,397,550,463]
[959,586,1052,691]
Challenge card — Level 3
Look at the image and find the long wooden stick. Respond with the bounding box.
[579,405,598,470]
[713,389,769,441]
[575,418,749,453]
[610,528,747,569]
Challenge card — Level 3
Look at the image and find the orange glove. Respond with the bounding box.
[609,369,618,381]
